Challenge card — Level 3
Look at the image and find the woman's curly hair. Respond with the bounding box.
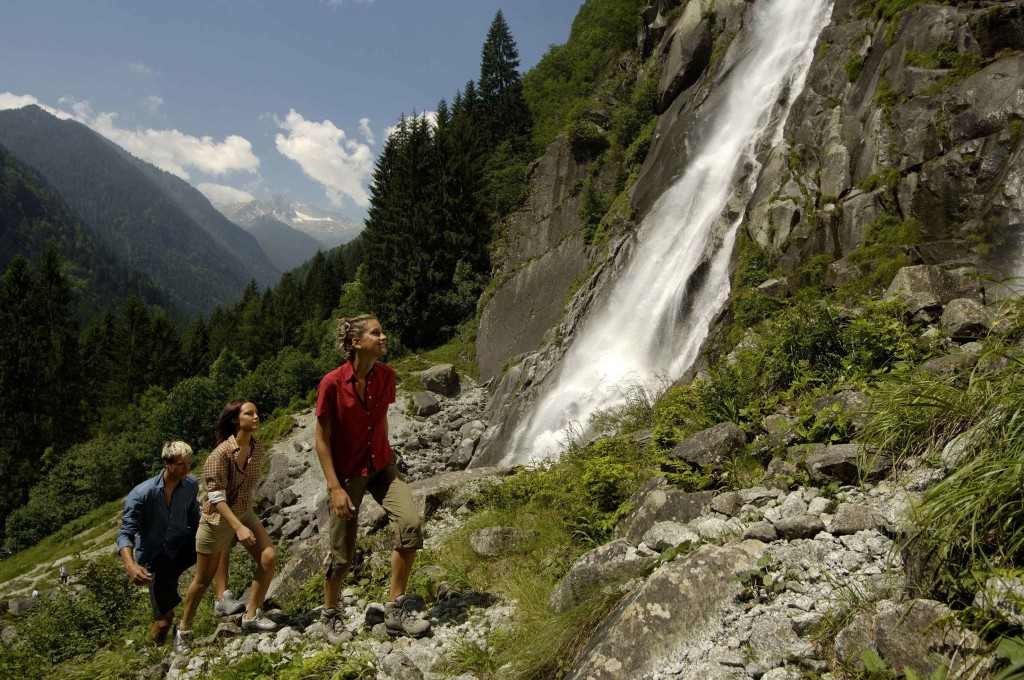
[335,314,378,360]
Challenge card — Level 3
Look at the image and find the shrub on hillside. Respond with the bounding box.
[0,557,147,674]
[235,347,320,417]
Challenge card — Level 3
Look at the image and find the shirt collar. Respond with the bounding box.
[154,469,167,489]
[342,361,378,384]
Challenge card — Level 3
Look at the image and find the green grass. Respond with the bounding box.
[0,500,122,585]
[206,645,377,680]
[427,503,623,680]
[390,318,479,392]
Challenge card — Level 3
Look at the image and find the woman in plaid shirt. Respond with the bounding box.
[174,398,279,651]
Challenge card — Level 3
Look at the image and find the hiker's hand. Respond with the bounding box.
[236,525,256,547]
[330,487,356,519]
[126,563,152,586]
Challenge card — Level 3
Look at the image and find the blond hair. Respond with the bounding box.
[161,440,193,464]
[335,314,378,360]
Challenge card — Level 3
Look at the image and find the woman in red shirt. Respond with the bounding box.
[314,315,429,641]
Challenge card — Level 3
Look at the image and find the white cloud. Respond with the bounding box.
[129,61,156,75]
[0,92,71,119]
[143,95,164,114]
[57,96,93,119]
[359,117,375,146]
[274,109,372,208]
[197,182,255,205]
[0,92,260,181]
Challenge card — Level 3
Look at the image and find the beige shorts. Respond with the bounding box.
[195,508,262,554]
[324,462,423,580]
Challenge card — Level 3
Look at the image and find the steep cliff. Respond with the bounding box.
[474,0,1024,466]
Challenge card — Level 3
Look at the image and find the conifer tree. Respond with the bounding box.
[117,295,154,403]
[32,243,83,449]
[478,10,532,146]
[148,308,183,390]
[0,248,83,536]
[180,316,210,377]
[0,256,42,532]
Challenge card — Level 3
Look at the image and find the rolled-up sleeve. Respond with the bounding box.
[203,448,229,504]
[116,487,144,553]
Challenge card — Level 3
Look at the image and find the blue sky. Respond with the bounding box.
[0,0,583,220]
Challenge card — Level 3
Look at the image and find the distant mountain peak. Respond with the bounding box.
[217,195,362,249]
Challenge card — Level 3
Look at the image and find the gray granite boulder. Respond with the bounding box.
[641,521,700,551]
[469,527,530,557]
[884,265,983,314]
[743,521,778,542]
[549,539,659,612]
[940,298,998,339]
[772,515,825,540]
[614,477,714,546]
[710,491,743,517]
[666,422,746,472]
[919,352,979,379]
[810,389,870,433]
[973,576,1024,626]
[830,503,886,535]
[420,364,460,397]
[378,651,424,680]
[412,392,440,417]
[447,437,477,469]
[566,541,766,680]
[800,443,892,485]
[834,599,982,678]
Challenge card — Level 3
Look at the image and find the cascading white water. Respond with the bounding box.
[501,0,835,465]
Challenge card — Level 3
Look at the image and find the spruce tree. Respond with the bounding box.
[180,316,210,377]
[478,10,532,147]
[32,243,83,449]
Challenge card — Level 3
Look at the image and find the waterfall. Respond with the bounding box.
[500,0,835,465]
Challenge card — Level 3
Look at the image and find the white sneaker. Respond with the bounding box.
[173,624,193,653]
[240,608,279,632]
[214,589,247,617]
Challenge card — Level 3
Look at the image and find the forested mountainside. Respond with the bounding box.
[0,105,279,316]
[0,144,169,318]
[240,215,325,272]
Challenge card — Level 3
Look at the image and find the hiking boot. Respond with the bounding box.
[384,594,431,638]
[320,607,353,645]
[173,624,193,653]
[240,609,279,633]
[214,589,247,617]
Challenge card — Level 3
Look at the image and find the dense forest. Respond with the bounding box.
[0,1,648,551]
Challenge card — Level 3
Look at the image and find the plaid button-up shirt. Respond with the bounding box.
[201,435,262,525]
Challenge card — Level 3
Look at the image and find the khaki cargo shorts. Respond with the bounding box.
[323,462,423,579]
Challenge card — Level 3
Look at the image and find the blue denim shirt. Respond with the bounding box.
[116,471,200,568]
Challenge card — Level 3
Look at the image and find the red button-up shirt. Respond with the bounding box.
[315,361,396,477]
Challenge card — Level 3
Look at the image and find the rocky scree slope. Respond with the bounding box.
[163,279,1018,679]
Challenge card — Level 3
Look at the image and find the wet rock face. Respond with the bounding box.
[475,136,590,384]
[745,1,1024,278]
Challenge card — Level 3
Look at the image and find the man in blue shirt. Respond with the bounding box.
[117,441,200,645]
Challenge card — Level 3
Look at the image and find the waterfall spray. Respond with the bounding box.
[501,0,835,465]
